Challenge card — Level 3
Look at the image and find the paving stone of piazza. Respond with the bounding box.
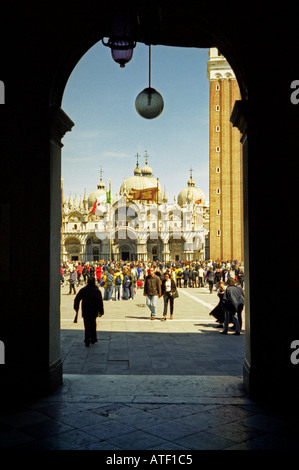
[60,282,244,377]
[1,282,299,452]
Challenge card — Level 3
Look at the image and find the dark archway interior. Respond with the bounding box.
[0,1,298,406]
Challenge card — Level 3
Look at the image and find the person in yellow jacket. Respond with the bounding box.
[114,269,124,301]
[103,268,114,301]
[175,266,183,288]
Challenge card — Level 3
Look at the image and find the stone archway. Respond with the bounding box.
[1,7,248,401]
[1,3,299,404]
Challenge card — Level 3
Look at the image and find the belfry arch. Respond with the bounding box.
[1,3,298,406]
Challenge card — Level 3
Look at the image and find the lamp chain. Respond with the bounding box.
[149,45,151,88]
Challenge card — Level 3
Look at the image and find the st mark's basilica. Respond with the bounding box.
[61,153,209,263]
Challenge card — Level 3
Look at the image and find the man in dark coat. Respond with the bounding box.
[220,277,244,335]
[143,267,162,319]
[74,276,104,346]
[206,268,215,293]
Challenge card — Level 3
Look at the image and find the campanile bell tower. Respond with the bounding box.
[207,48,244,262]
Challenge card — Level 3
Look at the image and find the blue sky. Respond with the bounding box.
[61,43,210,204]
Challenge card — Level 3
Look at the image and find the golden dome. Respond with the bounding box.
[177,171,205,206]
[88,177,114,209]
[134,161,142,175]
[140,150,153,176]
[119,175,162,203]
[141,163,153,175]
[120,154,162,203]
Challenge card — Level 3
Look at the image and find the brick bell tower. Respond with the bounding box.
[207,48,244,262]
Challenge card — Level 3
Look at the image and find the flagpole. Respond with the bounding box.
[109,177,111,262]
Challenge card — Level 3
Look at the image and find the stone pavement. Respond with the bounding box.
[0,283,299,451]
[60,284,244,376]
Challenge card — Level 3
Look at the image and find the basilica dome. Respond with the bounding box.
[177,171,206,206]
[140,161,153,176]
[88,177,114,209]
[119,155,162,203]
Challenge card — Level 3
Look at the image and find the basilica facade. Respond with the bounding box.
[61,156,209,263]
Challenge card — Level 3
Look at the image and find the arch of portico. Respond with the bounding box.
[1,2,298,405]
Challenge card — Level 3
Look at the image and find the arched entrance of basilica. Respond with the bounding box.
[1,3,298,405]
[116,243,135,262]
[119,246,132,262]
[64,236,81,261]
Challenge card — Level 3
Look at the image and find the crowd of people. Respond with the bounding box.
[61,259,244,298]
[62,259,245,338]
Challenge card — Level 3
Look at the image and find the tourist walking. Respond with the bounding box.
[123,268,131,300]
[73,276,104,347]
[183,268,189,288]
[198,266,204,287]
[206,267,215,293]
[82,264,89,284]
[114,268,123,300]
[161,272,177,321]
[236,266,244,288]
[191,267,198,288]
[215,269,222,290]
[60,265,64,286]
[103,268,114,301]
[77,263,83,285]
[96,264,102,286]
[220,277,243,335]
[236,282,245,330]
[209,281,225,327]
[129,267,137,299]
[175,266,183,288]
[143,267,162,320]
[69,268,77,294]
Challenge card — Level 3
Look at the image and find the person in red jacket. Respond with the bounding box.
[77,262,83,285]
[96,264,102,286]
[60,266,64,285]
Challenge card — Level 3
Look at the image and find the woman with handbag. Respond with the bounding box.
[161,271,178,321]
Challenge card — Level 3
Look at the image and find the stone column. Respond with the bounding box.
[0,105,74,401]
[232,99,299,402]
[162,242,170,262]
[231,101,251,394]
[80,243,85,261]
[49,107,75,392]
[137,239,147,262]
